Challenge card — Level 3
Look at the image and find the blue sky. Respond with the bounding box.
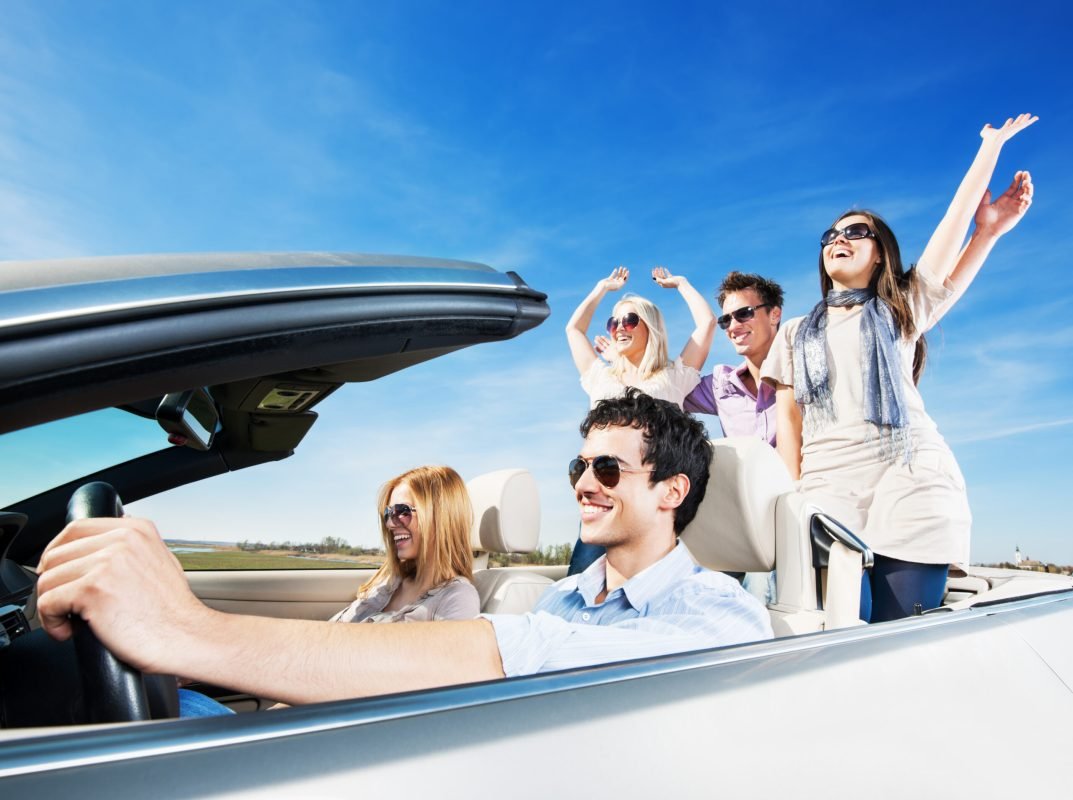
[2,1,1072,564]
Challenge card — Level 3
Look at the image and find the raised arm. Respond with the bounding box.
[565,267,628,375]
[943,170,1034,304]
[772,383,802,480]
[651,266,717,371]
[916,114,1037,286]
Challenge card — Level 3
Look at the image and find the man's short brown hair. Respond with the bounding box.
[717,271,784,310]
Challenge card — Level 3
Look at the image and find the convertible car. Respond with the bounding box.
[1,252,1070,797]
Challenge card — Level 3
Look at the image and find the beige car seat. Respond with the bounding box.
[467,469,553,614]
[681,437,873,635]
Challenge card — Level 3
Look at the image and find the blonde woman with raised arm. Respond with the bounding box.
[566,266,716,409]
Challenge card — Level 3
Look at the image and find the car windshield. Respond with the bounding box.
[0,408,168,507]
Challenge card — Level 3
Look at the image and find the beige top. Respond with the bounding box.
[330,576,479,623]
[761,269,954,466]
[581,357,701,409]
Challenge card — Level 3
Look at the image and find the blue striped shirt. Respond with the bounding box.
[486,542,773,676]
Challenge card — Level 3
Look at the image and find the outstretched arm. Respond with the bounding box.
[944,170,1034,303]
[916,114,1037,286]
[36,518,505,704]
[652,267,717,371]
[565,267,628,375]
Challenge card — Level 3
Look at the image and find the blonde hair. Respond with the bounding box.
[359,465,474,597]
[607,294,670,381]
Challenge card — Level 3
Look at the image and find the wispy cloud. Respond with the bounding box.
[949,417,1073,445]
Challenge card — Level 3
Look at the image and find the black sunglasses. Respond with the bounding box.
[383,503,418,524]
[569,455,654,489]
[717,304,771,330]
[606,312,641,335]
[820,222,876,247]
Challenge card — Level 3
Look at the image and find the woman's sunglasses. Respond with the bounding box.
[383,503,418,524]
[820,222,876,247]
[569,455,654,489]
[717,304,771,330]
[606,312,641,335]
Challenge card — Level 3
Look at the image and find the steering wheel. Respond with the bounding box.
[66,482,178,722]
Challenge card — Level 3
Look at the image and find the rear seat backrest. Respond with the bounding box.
[680,437,787,573]
[466,469,553,614]
[681,438,867,636]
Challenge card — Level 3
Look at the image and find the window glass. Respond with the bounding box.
[0,408,166,507]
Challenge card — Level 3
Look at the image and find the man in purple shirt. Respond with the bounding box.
[683,271,784,446]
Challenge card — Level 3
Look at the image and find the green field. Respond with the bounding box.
[175,550,382,571]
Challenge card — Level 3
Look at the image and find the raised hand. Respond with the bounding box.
[594,335,624,363]
[980,113,1038,145]
[651,266,683,288]
[975,171,1034,238]
[601,266,629,292]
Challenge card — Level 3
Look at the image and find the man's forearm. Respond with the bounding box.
[171,611,506,704]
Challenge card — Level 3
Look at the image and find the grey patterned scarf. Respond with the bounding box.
[793,288,911,463]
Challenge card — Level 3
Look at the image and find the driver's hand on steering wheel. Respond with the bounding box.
[36,516,208,675]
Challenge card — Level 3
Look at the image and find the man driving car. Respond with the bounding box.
[37,390,771,705]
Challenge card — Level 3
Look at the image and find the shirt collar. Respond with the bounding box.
[721,359,774,405]
[571,542,695,611]
[727,360,754,394]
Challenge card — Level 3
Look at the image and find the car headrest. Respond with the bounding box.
[466,468,541,553]
[680,437,791,572]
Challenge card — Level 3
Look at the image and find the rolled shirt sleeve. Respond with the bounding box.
[683,373,717,415]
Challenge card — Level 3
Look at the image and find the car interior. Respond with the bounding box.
[5,373,1072,729]
[2,253,1069,732]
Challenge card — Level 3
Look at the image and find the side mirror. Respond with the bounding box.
[156,388,221,450]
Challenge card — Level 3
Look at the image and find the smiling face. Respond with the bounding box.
[385,482,422,563]
[822,214,882,291]
[575,424,665,551]
[609,301,650,362]
[721,288,781,362]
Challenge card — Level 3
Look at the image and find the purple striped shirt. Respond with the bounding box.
[683,361,776,446]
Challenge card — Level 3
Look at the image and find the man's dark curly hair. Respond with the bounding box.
[717,271,785,310]
[579,388,712,534]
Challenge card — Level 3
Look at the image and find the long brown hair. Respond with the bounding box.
[359,465,474,597]
[819,210,928,383]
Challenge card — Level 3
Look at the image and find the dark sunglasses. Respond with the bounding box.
[820,222,876,247]
[383,503,418,524]
[717,304,772,330]
[569,455,655,489]
[606,312,641,335]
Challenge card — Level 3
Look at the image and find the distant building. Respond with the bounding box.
[1015,546,1022,566]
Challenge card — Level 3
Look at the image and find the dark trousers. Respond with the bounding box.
[860,554,949,622]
